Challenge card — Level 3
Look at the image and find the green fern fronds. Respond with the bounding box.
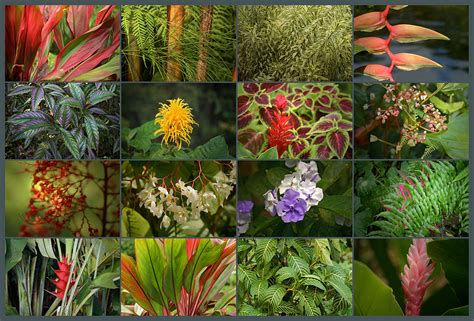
[369,161,469,237]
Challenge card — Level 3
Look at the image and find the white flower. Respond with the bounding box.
[148,201,164,218]
[181,186,199,205]
[279,172,302,194]
[263,189,278,215]
[296,161,320,182]
[176,179,186,191]
[297,180,324,207]
[161,215,171,229]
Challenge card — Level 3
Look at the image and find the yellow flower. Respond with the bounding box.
[154,98,197,150]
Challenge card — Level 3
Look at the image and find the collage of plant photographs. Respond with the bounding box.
[2,3,470,318]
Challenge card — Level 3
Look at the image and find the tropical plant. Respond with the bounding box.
[121,5,235,81]
[6,83,120,159]
[122,85,236,159]
[238,6,352,81]
[238,238,352,316]
[5,238,120,316]
[355,239,468,316]
[354,160,469,237]
[6,160,120,237]
[121,160,236,237]
[238,161,352,237]
[354,5,449,81]
[355,83,468,159]
[238,83,352,159]
[6,5,120,81]
[121,238,236,316]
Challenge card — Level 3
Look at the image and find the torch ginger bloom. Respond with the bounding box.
[154,98,197,150]
[401,239,434,316]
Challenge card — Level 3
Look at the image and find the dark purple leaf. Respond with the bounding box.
[260,83,284,93]
[337,119,352,130]
[323,85,337,94]
[238,129,264,155]
[238,95,251,115]
[255,94,269,105]
[288,114,301,128]
[317,145,331,159]
[304,98,313,108]
[31,86,45,111]
[311,86,321,93]
[313,135,326,145]
[291,141,308,158]
[339,98,353,113]
[317,95,331,106]
[313,119,334,133]
[238,113,253,129]
[243,83,259,94]
[297,126,311,138]
[259,107,278,126]
[328,131,349,159]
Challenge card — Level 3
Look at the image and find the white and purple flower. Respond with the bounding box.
[237,200,254,235]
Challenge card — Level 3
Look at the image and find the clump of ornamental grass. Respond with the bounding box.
[238,5,352,81]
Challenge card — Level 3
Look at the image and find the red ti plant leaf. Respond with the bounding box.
[356,64,394,82]
[121,254,158,315]
[67,5,94,38]
[354,10,388,32]
[327,130,350,159]
[238,129,264,155]
[237,95,251,115]
[238,112,253,129]
[388,24,449,43]
[391,53,442,71]
[94,5,116,26]
[242,83,259,94]
[355,37,388,54]
[6,5,44,80]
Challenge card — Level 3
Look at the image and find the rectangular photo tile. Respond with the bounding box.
[238,160,352,237]
[121,160,236,237]
[5,238,121,316]
[121,238,236,316]
[6,160,120,237]
[5,5,120,82]
[354,239,468,316]
[354,5,469,82]
[121,5,236,81]
[5,83,120,159]
[354,83,468,159]
[238,83,352,160]
[238,5,352,81]
[354,160,469,237]
[237,238,352,316]
[121,83,236,159]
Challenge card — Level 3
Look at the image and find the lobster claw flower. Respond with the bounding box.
[356,64,394,82]
[389,24,449,43]
[355,37,388,54]
[354,11,387,32]
[391,53,442,71]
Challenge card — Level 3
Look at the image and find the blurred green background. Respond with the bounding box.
[121,83,236,155]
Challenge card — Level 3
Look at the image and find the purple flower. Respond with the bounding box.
[275,189,307,223]
[237,200,254,235]
[237,200,254,213]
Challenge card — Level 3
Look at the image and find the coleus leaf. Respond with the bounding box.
[238,113,253,129]
[238,129,264,155]
[255,94,269,105]
[354,11,387,32]
[243,83,259,94]
[389,24,449,43]
[237,95,251,115]
[354,37,388,54]
[316,144,331,159]
[260,83,284,93]
[327,130,350,159]
[391,53,442,71]
[356,64,394,82]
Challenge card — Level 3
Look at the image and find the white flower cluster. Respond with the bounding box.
[125,163,236,229]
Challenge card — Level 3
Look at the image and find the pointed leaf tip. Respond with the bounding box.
[390,24,450,43]
[392,53,442,71]
[356,64,394,82]
[354,11,387,32]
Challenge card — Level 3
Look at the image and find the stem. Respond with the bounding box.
[101,163,109,236]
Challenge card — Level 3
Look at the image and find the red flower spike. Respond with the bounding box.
[274,94,287,111]
[49,256,76,300]
[266,112,294,157]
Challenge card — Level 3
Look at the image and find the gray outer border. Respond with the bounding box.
[1,0,472,320]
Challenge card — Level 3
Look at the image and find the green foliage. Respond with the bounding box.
[355,160,469,237]
[5,238,120,316]
[238,238,352,316]
[238,161,352,236]
[122,5,235,81]
[238,6,352,81]
[6,83,120,159]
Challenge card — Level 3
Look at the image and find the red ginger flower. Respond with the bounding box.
[401,239,434,316]
[48,256,76,300]
[267,112,294,157]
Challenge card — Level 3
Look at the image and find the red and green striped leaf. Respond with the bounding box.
[327,130,350,159]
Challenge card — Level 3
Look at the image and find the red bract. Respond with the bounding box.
[6,5,120,81]
[354,5,447,82]
[48,256,76,300]
[267,112,294,157]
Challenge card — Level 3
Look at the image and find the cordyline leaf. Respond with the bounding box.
[66,5,94,38]
[238,129,264,155]
[186,239,200,259]
[389,24,449,43]
[163,239,188,306]
[71,55,120,81]
[356,64,394,82]
[134,239,168,308]
[94,5,116,26]
[354,37,388,54]
[6,5,44,80]
[121,254,158,316]
[392,53,442,71]
[354,11,387,32]
[327,131,350,159]
[183,239,225,293]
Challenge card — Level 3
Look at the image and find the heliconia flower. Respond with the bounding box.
[48,256,76,300]
[391,53,442,71]
[388,24,449,43]
[266,112,294,157]
[154,98,198,150]
[401,239,434,316]
[354,10,388,32]
[355,37,388,55]
[357,64,394,82]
